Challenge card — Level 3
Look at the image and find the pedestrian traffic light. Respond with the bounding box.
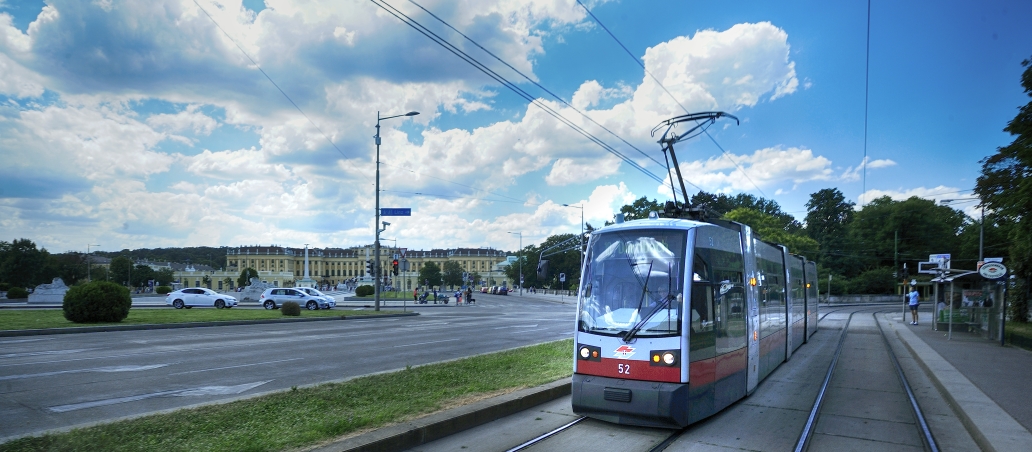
[392,259,399,276]
[365,259,373,276]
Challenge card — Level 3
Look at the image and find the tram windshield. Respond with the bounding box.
[578,229,686,338]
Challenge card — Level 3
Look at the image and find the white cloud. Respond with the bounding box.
[676,146,832,193]
[857,185,964,206]
[841,156,897,181]
[146,106,218,136]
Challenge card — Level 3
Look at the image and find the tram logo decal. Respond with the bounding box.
[613,345,636,359]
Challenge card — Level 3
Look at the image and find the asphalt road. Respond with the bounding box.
[0,293,576,442]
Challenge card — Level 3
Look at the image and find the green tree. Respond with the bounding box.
[237,267,259,287]
[0,239,54,288]
[975,55,1032,322]
[804,188,858,276]
[155,268,175,286]
[418,262,442,289]
[723,208,819,259]
[442,261,464,288]
[131,264,155,289]
[692,192,802,230]
[612,196,663,223]
[847,196,965,276]
[202,275,212,289]
[108,256,133,287]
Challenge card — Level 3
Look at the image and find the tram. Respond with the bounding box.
[571,212,820,428]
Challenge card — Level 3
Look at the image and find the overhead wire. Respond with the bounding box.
[194,0,540,210]
[192,0,353,163]
[370,0,666,184]
[577,0,763,198]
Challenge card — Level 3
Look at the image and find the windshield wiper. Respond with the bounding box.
[622,262,653,342]
[623,294,673,341]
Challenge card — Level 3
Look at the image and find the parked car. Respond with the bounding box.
[259,287,333,310]
[480,286,489,293]
[297,287,336,309]
[166,288,238,309]
[498,286,508,295]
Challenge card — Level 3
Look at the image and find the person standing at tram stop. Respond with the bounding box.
[908,287,920,325]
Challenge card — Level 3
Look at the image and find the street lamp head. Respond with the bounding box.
[382,221,391,227]
[405,111,420,116]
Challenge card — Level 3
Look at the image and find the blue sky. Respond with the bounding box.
[0,0,1029,255]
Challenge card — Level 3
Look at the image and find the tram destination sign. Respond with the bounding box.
[380,208,411,216]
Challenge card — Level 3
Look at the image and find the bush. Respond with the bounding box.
[63,281,132,323]
[281,301,301,316]
[156,286,172,294]
[6,286,28,299]
[355,285,374,297]
[0,282,10,292]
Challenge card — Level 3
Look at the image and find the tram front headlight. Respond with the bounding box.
[577,344,601,362]
[662,351,676,365]
[579,346,590,359]
[650,349,679,367]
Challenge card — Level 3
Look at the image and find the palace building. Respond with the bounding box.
[223,244,513,290]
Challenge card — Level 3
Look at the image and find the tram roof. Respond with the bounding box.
[599,216,712,233]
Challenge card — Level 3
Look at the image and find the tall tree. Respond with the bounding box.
[804,188,857,276]
[418,261,442,289]
[847,196,965,275]
[975,55,1032,322]
[724,208,819,259]
[108,256,133,286]
[442,261,464,288]
[0,239,54,288]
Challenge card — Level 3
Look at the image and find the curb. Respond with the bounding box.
[309,378,572,452]
[885,315,1032,452]
[0,312,419,337]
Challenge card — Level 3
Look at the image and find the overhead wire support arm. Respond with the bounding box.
[651,112,740,206]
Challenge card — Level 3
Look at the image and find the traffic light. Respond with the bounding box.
[365,259,373,276]
[392,259,399,276]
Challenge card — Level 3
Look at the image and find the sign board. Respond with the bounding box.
[979,262,1007,279]
[380,208,411,216]
[559,273,566,282]
[984,257,1003,263]
[929,254,951,269]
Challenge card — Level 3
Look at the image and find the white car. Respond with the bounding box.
[166,288,238,309]
[259,287,334,310]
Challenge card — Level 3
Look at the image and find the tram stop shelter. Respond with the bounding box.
[924,258,1008,343]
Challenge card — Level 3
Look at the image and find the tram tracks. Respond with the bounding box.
[795,309,938,451]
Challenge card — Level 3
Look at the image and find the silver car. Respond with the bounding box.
[297,287,336,309]
[259,287,332,310]
[166,288,238,309]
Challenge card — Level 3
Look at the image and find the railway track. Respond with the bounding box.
[407,306,965,452]
[795,309,938,451]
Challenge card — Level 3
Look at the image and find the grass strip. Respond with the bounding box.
[0,339,574,452]
[0,308,397,331]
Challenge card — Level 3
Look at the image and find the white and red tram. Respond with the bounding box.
[572,213,819,428]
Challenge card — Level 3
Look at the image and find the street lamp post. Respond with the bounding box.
[508,231,522,296]
[563,203,584,260]
[940,198,985,261]
[374,110,419,311]
[87,244,99,282]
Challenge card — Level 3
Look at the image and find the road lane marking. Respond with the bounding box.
[493,324,539,329]
[393,338,461,348]
[47,380,272,413]
[169,358,304,375]
[0,364,170,381]
[0,349,95,359]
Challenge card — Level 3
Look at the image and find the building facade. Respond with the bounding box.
[224,245,512,290]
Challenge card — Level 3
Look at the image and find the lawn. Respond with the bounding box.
[0,339,574,452]
[1006,320,1032,351]
[0,308,398,331]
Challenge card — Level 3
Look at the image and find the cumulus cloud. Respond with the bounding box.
[675,146,832,194]
[0,1,812,252]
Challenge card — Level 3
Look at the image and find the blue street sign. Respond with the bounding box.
[380,208,411,216]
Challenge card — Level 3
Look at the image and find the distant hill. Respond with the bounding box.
[93,246,229,270]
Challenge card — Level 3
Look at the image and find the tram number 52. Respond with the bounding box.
[617,363,631,375]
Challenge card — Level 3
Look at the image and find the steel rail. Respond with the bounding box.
[874,311,940,452]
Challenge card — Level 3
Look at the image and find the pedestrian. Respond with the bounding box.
[908,287,920,325]
[413,287,419,302]
[466,287,474,305]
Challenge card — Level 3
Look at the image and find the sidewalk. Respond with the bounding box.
[883,311,1032,451]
